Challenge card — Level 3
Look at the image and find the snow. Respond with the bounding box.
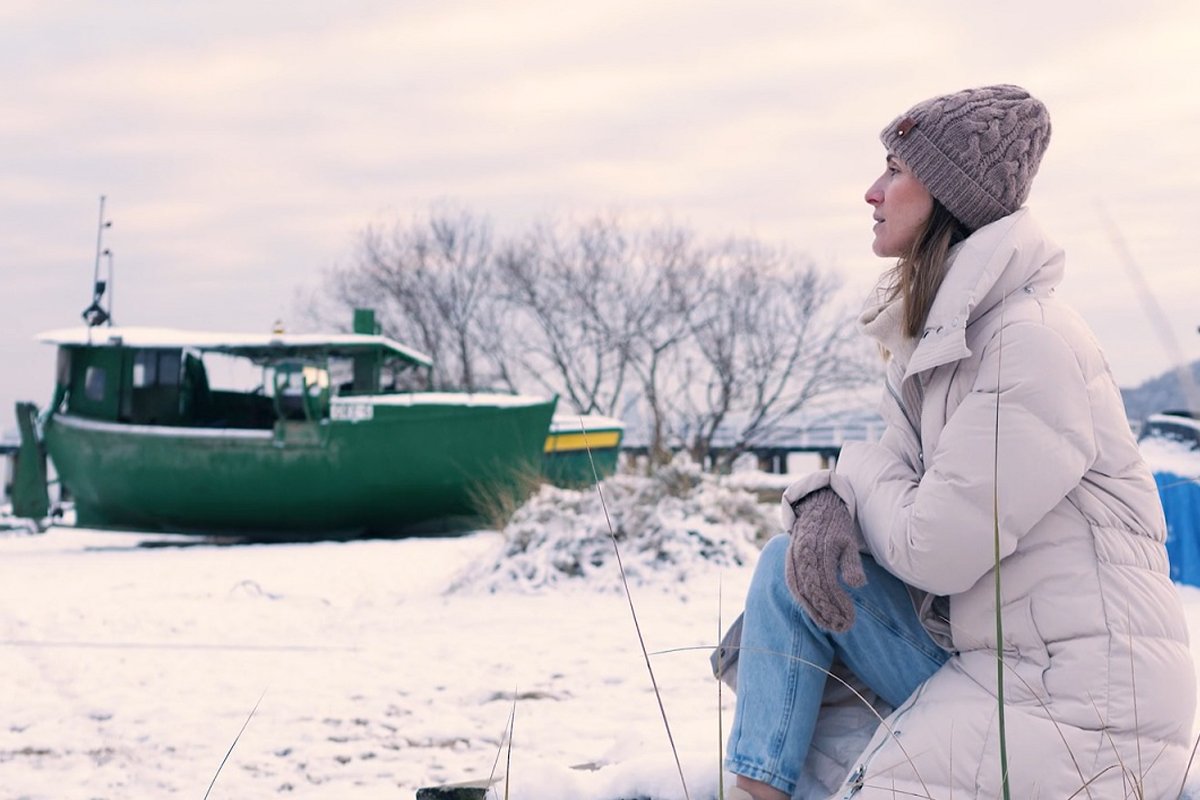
[453,459,774,594]
[1141,435,1200,480]
[35,326,433,366]
[549,414,625,434]
[4,463,1200,799]
[351,392,550,408]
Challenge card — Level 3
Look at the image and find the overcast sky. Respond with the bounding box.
[3,1,1199,433]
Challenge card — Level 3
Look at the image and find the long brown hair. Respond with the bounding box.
[879,200,970,339]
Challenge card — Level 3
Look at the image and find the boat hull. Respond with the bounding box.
[542,415,624,487]
[45,399,556,537]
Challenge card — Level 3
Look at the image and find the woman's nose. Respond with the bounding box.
[865,178,883,206]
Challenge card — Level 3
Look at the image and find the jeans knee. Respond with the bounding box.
[748,533,793,610]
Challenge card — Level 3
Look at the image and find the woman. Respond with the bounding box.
[724,85,1195,800]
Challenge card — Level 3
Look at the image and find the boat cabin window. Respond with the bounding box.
[132,349,182,388]
[132,353,153,387]
[124,348,186,425]
[84,366,106,402]
[327,354,428,396]
[56,348,71,386]
[64,345,125,420]
[172,351,273,429]
[271,363,331,421]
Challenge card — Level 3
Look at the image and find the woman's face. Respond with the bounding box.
[864,154,934,257]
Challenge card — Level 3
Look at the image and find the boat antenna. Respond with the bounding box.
[105,247,115,326]
[81,194,113,327]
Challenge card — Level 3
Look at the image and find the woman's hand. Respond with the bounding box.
[785,487,867,633]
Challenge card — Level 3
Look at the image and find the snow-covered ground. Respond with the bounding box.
[3,459,1200,799]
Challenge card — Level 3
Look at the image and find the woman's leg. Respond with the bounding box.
[725,534,949,799]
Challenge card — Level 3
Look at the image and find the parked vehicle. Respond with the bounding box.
[1139,410,1200,450]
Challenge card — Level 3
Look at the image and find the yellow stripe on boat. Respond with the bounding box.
[544,430,622,453]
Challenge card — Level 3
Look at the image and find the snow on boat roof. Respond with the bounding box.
[550,413,625,432]
[36,325,433,367]
[338,392,551,408]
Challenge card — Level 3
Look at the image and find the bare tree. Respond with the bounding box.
[670,238,869,468]
[496,216,643,416]
[624,225,705,464]
[325,207,505,391]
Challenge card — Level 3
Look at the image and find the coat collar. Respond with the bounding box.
[858,209,1065,381]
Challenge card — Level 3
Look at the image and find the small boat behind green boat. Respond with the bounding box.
[543,413,625,487]
[16,312,562,538]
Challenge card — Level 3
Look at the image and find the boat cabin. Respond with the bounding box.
[40,313,433,430]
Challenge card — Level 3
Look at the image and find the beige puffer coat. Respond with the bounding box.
[831,209,1195,799]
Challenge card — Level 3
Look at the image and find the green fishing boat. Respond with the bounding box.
[15,311,558,538]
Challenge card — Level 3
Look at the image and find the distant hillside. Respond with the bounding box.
[1121,360,1200,427]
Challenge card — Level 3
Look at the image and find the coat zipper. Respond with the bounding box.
[843,372,932,797]
[884,377,919,442]
[841,680,931,797]
[884,374,924,466]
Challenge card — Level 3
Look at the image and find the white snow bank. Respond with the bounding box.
[452,456,778,595]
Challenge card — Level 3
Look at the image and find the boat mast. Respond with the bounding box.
[81,195,113,328]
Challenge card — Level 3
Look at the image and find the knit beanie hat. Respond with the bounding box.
[880,84,1051,231]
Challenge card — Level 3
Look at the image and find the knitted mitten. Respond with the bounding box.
[784,487,867,633]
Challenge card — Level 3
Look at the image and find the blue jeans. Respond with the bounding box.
[725,534,949,798]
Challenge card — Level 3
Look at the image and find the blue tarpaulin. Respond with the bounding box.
[1156,471,1200,586]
